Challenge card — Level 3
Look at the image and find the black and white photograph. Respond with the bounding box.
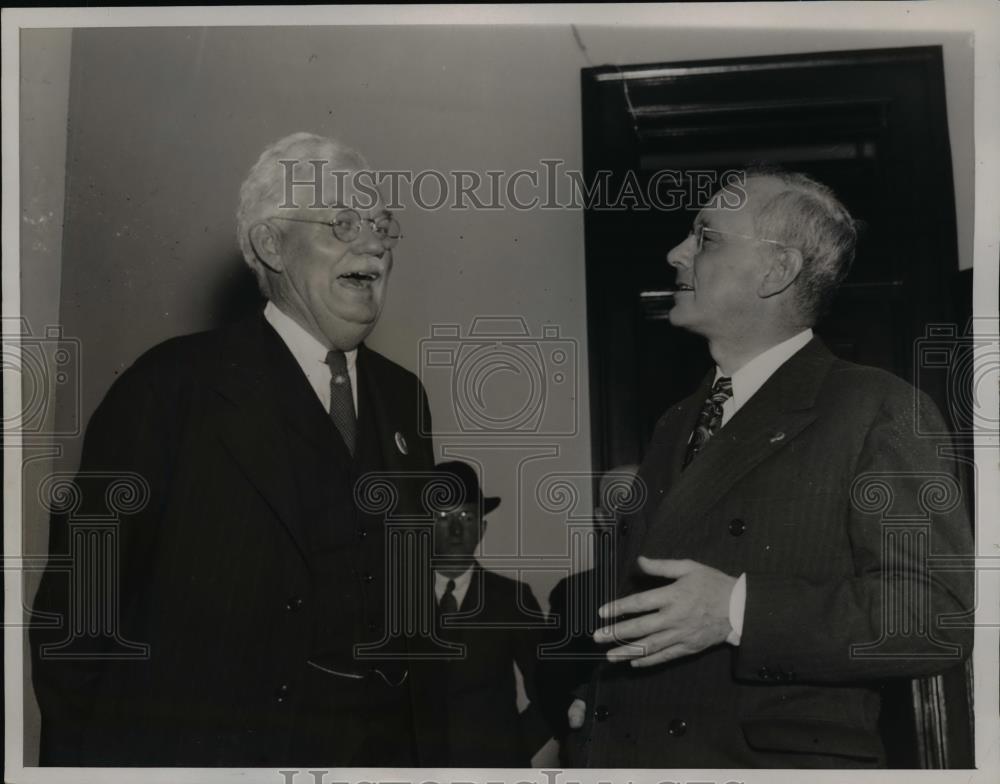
[4,3,999,782]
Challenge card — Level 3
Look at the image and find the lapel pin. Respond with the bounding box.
[769,431,786,444]
[395,432,409,455]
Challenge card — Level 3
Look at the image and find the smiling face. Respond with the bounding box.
[267,173,394,351]
[666,177,783,341]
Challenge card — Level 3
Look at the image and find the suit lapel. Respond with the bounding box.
[616,392,703,584]
[643,338,834,545]
[208,314,340,558]
[357,345,403,473]
[356,345,433,528]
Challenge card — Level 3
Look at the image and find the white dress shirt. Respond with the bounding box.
[264,301,358,414]
[434,567,474,610]
[715,328,814,645]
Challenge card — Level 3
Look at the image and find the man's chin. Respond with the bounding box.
[667,307,706,336]
[666,308,688,327]
[323,315,377,351]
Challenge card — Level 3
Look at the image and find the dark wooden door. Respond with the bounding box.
[581,46,971,768]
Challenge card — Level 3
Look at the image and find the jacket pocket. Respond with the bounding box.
[742,716,882,761]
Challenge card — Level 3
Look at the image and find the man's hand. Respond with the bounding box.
[593,556,736,667]
[567,698,587,729]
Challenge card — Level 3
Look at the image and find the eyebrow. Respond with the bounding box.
[323,204,392,218]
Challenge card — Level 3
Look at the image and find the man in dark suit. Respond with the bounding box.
[565,170,974,767]
[411,461,552,767]
[30,132,434,766]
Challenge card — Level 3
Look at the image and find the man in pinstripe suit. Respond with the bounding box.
[565,170,974,767]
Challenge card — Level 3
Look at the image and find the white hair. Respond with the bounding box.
[746,167,858,324]
[236,132,369,296]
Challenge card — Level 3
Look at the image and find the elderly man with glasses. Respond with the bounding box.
[564,169,974,768]
[32,132,435,767]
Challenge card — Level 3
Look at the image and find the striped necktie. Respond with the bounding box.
[683,376,733,468]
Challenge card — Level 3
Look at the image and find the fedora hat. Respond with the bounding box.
[425,461,501,515]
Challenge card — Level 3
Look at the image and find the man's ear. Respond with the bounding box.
[249,221,284,273]
[758,246,803,298]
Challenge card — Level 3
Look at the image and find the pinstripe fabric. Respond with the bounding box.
[568,338,974,768]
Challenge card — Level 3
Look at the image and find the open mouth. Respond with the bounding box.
[675,283,695,292]
[338,271,380,288]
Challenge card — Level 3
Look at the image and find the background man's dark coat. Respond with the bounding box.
[411,565,552,767]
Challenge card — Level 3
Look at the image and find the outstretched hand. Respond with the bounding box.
[593,556,736,667]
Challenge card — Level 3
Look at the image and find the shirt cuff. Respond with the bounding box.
[726,572,747,646]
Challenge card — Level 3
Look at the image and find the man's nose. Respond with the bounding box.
[666,233,696,269]
[448,518,465,537]
[351,221,386,257]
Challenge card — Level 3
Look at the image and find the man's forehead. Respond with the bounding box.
[325,169,387,211]
[278,157,386,214]
[698,175,782,222]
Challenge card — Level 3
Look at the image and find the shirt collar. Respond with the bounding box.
[435,566,474,596]
[715,328,813,410]
[264,300,357,374]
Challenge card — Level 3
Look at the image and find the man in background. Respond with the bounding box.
[31,132,434,766]
[411,460,552,767]
[566,169,974,767]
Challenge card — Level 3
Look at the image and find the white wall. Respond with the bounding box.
[18,26,72,767]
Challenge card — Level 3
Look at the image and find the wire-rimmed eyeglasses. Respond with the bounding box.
[689,224,784,254]
[270,209,401,249]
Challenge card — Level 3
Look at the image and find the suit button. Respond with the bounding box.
[668,718,687,737]
[728,518,747,536]
[285,596,304,612]
[594,705,610,722]
[275,683,290,702]
[621,523,630,536]
[358,529,368,540]
[758,666,771,681]
[363,573,375,583]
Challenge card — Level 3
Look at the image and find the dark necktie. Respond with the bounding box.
[325,349,356,455]
[438,578,458,616]
[683,376,733,468]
